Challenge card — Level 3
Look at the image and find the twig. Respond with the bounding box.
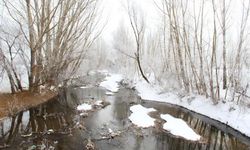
[236,92,250,99]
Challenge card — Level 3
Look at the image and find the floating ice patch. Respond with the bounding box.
[80,86,89,89]
[130,104,156,113]
[108,128,113,133]
[106,92,114,96]
[129,112,156,128]
[161,114,201,141]
[100,74,123,92]
[77,103,92,111]
[129,104,156,128]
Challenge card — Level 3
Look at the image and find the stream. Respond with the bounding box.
[0,75,250,150]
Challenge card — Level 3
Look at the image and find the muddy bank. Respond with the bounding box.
[0,72,105,120]
[0,90,57,119]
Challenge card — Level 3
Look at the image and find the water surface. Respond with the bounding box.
[0,85,250,150]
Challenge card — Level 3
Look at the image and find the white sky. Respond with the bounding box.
[100,0,160,43]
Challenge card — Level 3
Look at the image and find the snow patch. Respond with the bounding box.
[108,128,113,133]
[77,103,92,111]
[80,86,89,89]
[77,99,108,112]
[161,114,201,141]
[128,104,156,128]
[106,91,114,96]
[100,74,123,92]
[130,104,156,113]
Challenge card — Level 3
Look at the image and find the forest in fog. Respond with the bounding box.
[1,1,250,149]
[0,0,250,105]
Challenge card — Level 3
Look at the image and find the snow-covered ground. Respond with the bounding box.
[136,80,250,138]
[99,74,123,92]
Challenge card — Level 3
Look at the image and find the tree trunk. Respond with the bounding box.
[222,0,227,89]
[26,0,37,92]
[135,53,149,83]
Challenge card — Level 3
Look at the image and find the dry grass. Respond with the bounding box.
[0,90,57,119]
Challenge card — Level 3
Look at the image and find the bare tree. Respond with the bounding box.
[3,0,100,92]
[127,2,150,83]
[114,1,150,83]
[0,28,24,93]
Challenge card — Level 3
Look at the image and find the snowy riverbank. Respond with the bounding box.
[99,72,250,138]
[135,80,250,138]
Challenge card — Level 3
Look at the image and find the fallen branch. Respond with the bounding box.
[236,92,250,99]
[92,128,129,141]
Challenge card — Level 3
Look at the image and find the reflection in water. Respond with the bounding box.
[0,99,82,149]
[112,88,137,125]
[6,112,23,144]
[0,87,249,150]
[144,102,250,150]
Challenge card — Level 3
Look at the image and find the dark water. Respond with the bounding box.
[0,85,250,150]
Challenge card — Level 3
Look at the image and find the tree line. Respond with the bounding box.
[114,0,250,104]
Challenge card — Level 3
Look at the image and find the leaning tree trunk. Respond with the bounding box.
[135,52,149,83]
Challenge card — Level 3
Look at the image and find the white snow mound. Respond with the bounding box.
[129,104,156,128]
[161,114,201,141]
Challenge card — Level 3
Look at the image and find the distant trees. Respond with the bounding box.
[113,21,136,73]
[1,0,100,93]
